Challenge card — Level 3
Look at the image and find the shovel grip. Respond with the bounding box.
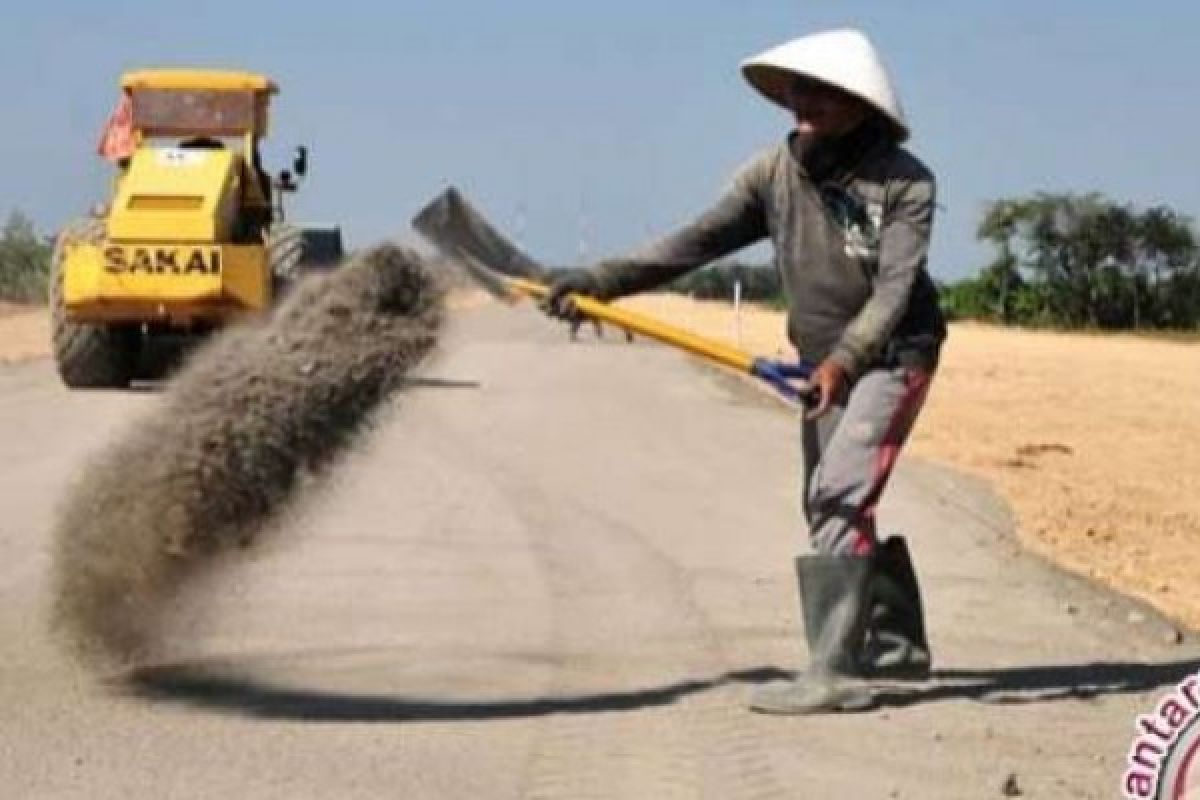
[750,359,816,403]
[509,278,755,372]
[509,278,814,403]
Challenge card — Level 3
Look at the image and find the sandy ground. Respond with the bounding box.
[620,294,1200,630]
[8,294,1199,634]
[2,304,1195,798]
[0,302,50,364]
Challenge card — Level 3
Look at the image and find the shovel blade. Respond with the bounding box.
[412,187,547,282]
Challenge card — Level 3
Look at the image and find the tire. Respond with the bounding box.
[138,328,199,383]
[267,225,345,300]
[265,223,306,303]
[267,224,306,282]
[50,219,139,389]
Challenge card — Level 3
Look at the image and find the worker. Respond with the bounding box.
[542,29,946,714]
[568,315,635,343]
[568,316,604,341]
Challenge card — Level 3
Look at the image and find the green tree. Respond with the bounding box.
[1135,206,1197,327]
[0,210,53,303]
[951,193,1199,330]
[668,260,782,305]
[976,200,1026,322]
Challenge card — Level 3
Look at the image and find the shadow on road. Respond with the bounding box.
[123,664,790,722]
[123,376,483,393]
[403,377,482,390]
[874,657,1200,708]
[122,657,1200,719]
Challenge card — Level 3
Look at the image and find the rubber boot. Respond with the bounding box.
[748,555,874,714]
[861,536,931,680]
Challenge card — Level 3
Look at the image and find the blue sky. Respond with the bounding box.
[4,1,1197,280]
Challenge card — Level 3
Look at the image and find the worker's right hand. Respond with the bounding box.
[804,359,848,420]
[540,270,602,322]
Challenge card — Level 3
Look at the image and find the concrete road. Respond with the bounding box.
[1,304,1195,799]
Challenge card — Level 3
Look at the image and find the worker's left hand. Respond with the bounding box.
[540,270,601,322]
[804,359,848,419]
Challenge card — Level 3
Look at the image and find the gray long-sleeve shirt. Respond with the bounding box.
[591,134,946,378]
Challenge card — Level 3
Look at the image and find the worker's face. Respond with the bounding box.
[787,77,870,142]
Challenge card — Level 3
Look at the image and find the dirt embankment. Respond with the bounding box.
[620,294,1200,630]
[0,302,50,364]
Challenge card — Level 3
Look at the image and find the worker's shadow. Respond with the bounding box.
[123,376,483,394]
[123,657,1200,720]
[402,377,482,390]
[872,657,1200,709]
[122,663,790,722]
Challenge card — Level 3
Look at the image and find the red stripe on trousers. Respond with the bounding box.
[851,369,933,556]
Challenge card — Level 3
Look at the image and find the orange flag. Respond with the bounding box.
[96,92,135,162]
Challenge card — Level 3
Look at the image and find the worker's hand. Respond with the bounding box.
[540,270,602,323]
[804,359,848,420]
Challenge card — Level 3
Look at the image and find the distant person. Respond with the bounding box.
[542,29,946,714]
[568,316,635,343]
[568,316,604,341]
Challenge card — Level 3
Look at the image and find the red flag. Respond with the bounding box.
[96,92,135,163]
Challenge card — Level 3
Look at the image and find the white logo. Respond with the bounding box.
[818,184,881,262]
[156,149,207,168]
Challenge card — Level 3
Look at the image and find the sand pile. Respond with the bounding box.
[51,243,443,669]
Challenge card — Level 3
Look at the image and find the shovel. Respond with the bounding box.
[413,187,815,404]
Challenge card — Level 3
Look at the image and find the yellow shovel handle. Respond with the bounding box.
[507,277,756,374]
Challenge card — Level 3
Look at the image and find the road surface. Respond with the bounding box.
[1,304,1194,798]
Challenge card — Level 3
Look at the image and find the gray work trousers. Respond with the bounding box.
[801,365,934,555]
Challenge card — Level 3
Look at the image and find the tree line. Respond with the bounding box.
[5,193,1199,331]
[0,211,53,303]
[943,193,1199,329]
[663,193,1200,332]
